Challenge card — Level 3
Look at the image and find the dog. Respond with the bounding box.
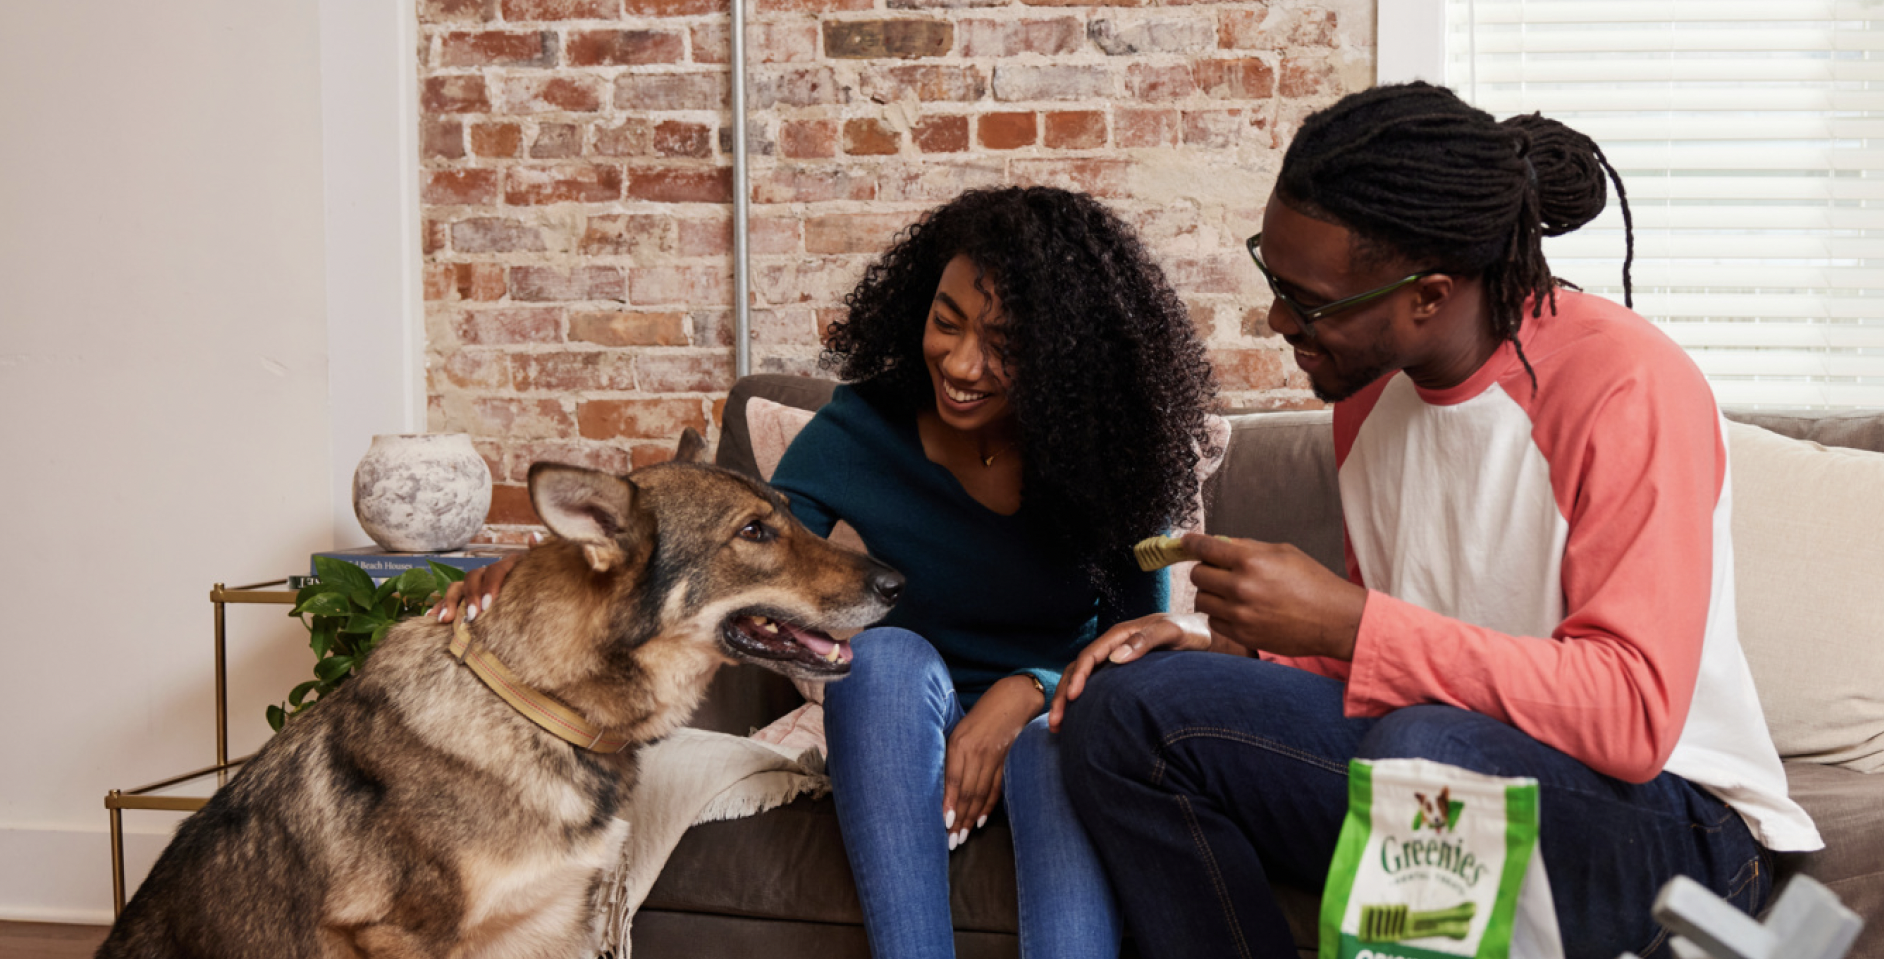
[1416,787,1454,833]
[99,430,902,959]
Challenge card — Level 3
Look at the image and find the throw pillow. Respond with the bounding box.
[747,396,817,484]
[747,397,865,559]
[1728,420,1884,773]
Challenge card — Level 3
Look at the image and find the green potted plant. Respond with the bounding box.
[268,556,465,731]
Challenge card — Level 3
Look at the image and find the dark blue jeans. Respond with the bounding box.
[1059,653,1770,959]
[825,628,1122,959]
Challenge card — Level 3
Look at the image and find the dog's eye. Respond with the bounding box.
[737,521,774,543]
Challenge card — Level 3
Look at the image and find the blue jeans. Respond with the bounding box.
[1059,653,1770,959]
[824,627,1123,959]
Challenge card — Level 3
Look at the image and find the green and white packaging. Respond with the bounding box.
[1320,758,1563,959]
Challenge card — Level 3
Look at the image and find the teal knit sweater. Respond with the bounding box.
[769,385,1168,701]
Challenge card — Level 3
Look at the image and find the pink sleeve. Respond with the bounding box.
[1340,359,1722,784]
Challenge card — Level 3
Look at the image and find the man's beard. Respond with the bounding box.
[1305,343,1395,404]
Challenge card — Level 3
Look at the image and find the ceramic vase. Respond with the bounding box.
[352,433,492,552]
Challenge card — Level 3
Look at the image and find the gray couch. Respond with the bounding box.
[631,374,1884,958]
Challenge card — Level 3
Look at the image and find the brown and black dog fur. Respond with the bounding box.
[99,431,902,959]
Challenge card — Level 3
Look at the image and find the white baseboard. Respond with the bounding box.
[0,822,180,924]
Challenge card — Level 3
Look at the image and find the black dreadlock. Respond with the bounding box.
[1277,81,1633,390]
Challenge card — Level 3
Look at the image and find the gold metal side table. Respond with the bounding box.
[103,580,296,915]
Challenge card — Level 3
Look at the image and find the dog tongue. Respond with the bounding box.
[783,625,852,664]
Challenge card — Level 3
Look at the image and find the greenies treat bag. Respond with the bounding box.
[1320,758,1563,959]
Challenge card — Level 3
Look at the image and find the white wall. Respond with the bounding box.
[1376,0,1446,84]
[324,0,428,547]
[0,0,419,922]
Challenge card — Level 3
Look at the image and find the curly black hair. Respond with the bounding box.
[1277,81,1633,390]
[821,186,1220,594]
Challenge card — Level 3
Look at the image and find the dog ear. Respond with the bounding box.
[527,463,646,573]
[673,427,709,465]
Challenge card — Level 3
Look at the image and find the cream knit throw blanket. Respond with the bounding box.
[594,727,830,958]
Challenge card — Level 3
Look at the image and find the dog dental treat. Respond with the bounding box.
[1131,534,1230,572]
[1358,902,1475,942]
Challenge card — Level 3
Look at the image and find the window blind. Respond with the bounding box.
[1443,1,1884,408]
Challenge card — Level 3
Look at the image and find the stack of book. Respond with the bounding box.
[300,544,528,586]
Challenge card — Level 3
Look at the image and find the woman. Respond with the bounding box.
[770,186,1218,959]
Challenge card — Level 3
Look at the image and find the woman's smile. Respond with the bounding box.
[925,253,1014,434]
[941,380,995,407]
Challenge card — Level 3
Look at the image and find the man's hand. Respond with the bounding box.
[434,550,524,623]
[1047,612,1212,732]
[1186,532,1367,661]
[942,674,1043,850]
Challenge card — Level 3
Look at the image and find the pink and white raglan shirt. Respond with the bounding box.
[1267,289,1822,852]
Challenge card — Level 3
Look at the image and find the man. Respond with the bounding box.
[1049,82,1820,958]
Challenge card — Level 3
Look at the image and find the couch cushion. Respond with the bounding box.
[632,910,1027,959]
[641,794,1021,934]
[1728,421,1884,772]
[632,910,875,959]
[1205,410,1344,575]
[1773,761,1884,959]
[642,795,1322,955]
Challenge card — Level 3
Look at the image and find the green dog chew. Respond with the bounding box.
[1356,901,1476,942]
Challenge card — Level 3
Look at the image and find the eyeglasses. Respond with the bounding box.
[1245,233,1440,333]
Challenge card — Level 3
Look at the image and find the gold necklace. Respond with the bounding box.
[979,440,1017,467]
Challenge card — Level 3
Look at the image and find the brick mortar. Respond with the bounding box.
[420,0,1368,537]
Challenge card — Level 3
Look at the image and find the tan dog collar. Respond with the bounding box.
[449,615,630,754]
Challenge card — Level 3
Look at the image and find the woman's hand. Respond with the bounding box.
[942,674,1043,850]
[434,550,525,623]
[1047,612,1212,733]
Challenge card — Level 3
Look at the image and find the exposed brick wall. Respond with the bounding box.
[417,0,1375,538]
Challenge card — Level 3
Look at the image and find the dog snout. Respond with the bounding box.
[868,564,905,605]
